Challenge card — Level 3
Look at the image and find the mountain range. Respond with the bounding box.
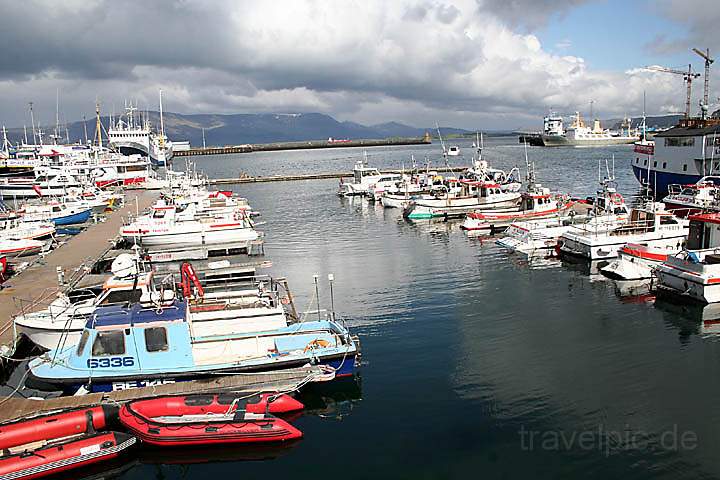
[3,112,473,147]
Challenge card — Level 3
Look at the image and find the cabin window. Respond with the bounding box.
[91,331,126,356]
[76,330,89,356]
[662,162,667,169]
[660,216,678,225]
[100,289,142,305]
[643,159,647,166]
[152,209,166,219]
[144,327,168,352]
[653,161,657,168]
[683,164,688,172]
[635,158,639,164]
[664,137,695,147]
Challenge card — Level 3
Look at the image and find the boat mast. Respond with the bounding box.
[435,123,447,156]
[158,89,165,148]
[524,140,535,186]
[29,102,37,145]
[1,126,10,157]
[95,100,103,148]
[82,116,88,144]
[53,88,59,144]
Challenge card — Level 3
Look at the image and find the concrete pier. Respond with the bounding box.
[210,166,466,185]
[0,190,158,352]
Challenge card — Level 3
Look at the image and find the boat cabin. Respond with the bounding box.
[667,176,720,196]
[352,160,381,183]
[611,206,683,236]
[456,180,505,198]
[686,213,720,251]
[521,190,556,213]
[72,300,195,375]
[592,190,630,216]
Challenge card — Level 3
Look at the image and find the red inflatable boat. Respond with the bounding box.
[0,431,135,480]
[119,393,304,446]
[0,405,134,480]
[0,405,116,451]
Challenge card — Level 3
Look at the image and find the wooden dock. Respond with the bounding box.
[175,134,432,157]
[0,190,158,353]
[0,367,326,424]
[210,166,465,185]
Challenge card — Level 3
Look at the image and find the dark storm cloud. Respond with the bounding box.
[0,0,683,129]
[477,0,595,30]
[0,0,235,80]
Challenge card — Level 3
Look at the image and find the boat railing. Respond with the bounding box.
[565,217,625,235]
[667,184,684,195]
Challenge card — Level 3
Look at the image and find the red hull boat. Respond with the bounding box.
[119,394,304,447]
[0,405,116,451]
[0,431,135,480]
[0,255,6,282]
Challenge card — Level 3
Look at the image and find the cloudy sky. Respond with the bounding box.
[1,0,718,130]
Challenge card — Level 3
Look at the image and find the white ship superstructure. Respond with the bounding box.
[108,100,173,166]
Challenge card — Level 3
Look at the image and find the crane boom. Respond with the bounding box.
[692,47,714,118]
[644,64,700,118]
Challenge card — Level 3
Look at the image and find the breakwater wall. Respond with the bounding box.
[175,135,432,157]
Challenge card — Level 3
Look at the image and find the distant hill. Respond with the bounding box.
[607,114,683,130]
[3,112,474,147]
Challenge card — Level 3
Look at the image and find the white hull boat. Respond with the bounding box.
[16,255,294,350]
[656,213,720,303]
[404,179,521,219]
[120,203,259,251]
[338,157,401,197]
[600,244,671,280]
[0,214,55,240]
[461,184,565,232]
[559,203,687,261]
[0,238,44,257]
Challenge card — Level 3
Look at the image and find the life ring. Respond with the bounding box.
[280,297,290,305]
[303,339,331,353]
[610,193,624,205]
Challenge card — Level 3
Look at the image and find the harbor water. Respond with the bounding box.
[118,137,720,479]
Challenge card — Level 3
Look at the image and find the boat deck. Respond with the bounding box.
[0,190,158,352]
[0,367,325,424]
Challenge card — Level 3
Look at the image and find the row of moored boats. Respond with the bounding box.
[337,141,720,305]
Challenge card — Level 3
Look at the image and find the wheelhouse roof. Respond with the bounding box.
[688,213,720,225]
[87,300,187,329]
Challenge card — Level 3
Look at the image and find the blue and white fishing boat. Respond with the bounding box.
[21,201,92,225]
[27,299,359,394]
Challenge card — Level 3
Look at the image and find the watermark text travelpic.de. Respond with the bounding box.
[519,425,698,456]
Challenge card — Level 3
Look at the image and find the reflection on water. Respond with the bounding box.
[110,138,720,479]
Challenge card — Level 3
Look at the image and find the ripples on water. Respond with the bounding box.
[115,138,720,479]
